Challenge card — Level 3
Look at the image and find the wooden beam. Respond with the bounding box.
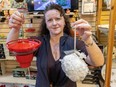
[105,0,116,87]
[96,0,102,42]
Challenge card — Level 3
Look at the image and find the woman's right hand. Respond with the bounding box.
[9,11,25,30]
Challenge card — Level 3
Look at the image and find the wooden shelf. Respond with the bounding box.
[0,73,35,85]
[98,24,116,35]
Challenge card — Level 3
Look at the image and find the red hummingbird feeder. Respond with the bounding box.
[6,39,41,68]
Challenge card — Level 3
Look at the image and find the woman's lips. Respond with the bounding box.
[52,27,59,29]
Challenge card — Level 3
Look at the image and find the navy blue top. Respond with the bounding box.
[35,34,88,87]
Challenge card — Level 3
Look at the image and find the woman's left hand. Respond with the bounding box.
[71,19,92,41]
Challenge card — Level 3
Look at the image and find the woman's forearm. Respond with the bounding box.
[84,37,104,66]
[6,28,20,43]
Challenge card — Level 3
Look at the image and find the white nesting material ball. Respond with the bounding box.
[60,53,89,82]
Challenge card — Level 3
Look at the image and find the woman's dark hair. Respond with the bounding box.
[39,3,71,36]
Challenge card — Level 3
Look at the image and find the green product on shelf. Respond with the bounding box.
[12,68,27,77]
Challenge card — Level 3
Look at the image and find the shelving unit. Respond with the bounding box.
[0,12,41,75]
[98,24,116,35]
[0,73,35,87]
[96,0,116,87]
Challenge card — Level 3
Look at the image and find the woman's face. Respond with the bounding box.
[45,9,65,36]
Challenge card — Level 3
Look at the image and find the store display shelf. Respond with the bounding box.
[0,39,7,43]
[76,82,99,87]
[0,56,36,61]
[27,12,74,18]
[98,24,116,35]
[0,73,35,85]
[13,56,36,61]
[0,73,100,87]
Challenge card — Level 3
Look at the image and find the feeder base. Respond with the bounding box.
[19,63,31,68]
[16,54,33,68]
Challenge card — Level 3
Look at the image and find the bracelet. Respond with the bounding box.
[83,40,93,47]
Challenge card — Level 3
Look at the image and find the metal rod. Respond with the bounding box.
[74,28,76,52]
[28,67,31,79]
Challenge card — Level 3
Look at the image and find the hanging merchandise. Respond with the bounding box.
[3,0,11,8]
[25,27,35,33]
[0,0,11,9]
[11,0,27,9]
[60,52,89,82]
[6,10,41,68]
[6,39,41,68]
[25,19,35,33]
[0,0,4,11]
[60,27,89,82]
[104,0,111,9]
[81,0,96,15]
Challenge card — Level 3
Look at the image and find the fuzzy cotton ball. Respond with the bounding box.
[60,52,89,82]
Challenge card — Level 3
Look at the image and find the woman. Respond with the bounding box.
[7,3,104,87]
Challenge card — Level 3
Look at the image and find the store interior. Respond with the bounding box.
[0,0,116,87]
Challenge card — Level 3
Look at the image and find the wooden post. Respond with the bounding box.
[105,0,116,87]
[96,0,102,42]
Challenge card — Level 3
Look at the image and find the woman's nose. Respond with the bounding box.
[52,19,57,25]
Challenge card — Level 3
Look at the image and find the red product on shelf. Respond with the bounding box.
[6,39,41,68]
[25,28,35,33]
